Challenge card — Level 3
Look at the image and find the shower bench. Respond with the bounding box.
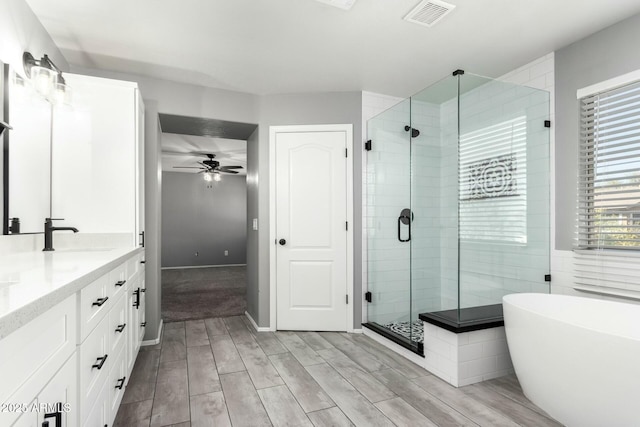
[417,304,513,387]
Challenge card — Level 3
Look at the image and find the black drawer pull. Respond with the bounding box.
[133,288,140,308]
[115,376,126,390]
[92,297,109,307]
[115,323,126,333]
[92,354,108,370]
[141,322,146,327]
[43,402,62,427]
[141,288,146,293]
[140,260,146,264]
[115,280,126,287]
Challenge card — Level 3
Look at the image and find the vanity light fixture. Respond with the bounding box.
[22,52,71,105]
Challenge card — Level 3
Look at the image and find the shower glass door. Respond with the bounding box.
[365,98,415,348]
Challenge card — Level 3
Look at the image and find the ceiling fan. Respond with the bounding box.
[173,153,243,181]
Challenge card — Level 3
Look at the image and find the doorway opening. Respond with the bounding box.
[159,114,257,322]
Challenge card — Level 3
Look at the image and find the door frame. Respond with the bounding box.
[269,124,354,332]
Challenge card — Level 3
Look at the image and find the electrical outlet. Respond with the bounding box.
[224,250,229,256]
[252,218,258,231]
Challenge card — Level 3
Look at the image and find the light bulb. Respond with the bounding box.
[52,82,72,106]
[213,173,221,182]
[31,66,56,98]
[203,172,212,182]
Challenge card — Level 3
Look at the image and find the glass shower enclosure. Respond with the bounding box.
[365,71,550,354]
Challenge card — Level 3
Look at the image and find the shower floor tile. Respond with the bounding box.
[382,320,424,344]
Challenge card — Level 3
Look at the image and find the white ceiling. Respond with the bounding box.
[161,133,247,176]
[25,0,640,98]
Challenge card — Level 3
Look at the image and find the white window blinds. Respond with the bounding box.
[578,80,640,250]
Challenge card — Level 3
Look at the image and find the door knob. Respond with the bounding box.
[279,239,286,246]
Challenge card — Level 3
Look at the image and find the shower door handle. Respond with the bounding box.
[398,215,411,242]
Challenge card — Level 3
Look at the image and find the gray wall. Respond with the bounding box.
[143,101,162,341]
[258,92,363,328]
[246,128,260,322]
[162,172,247,267]
[555,12,640,250]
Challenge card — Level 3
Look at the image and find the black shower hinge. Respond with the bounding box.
[545,274,551,282]
[452,69,465,76]
[365,140,372,151]
[365,291,372,303]
[544,120,551,128]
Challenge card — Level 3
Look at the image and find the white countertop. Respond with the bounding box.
[0,246,143,339]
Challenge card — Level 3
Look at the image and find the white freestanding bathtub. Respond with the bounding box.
[503,293,640,427]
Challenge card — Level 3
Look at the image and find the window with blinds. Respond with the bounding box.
[578,80,640,250]
[459,116,527,244]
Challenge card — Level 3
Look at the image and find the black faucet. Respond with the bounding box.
[43,218,79,251]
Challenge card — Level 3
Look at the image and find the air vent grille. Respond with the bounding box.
[404,0,456,27]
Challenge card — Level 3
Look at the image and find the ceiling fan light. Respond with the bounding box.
[203,172,213,182]
[213,173,221,182]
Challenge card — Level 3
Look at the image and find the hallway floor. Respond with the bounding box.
[114,316,561,427]
[161,267,246,322]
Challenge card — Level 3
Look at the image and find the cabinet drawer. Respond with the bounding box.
[36,352,77,427]
[0,295,76,408]
[80,273,111,341]
[108,292,127,356]
[107,345,127,426]
[10,407,36,427]
[79,316,109,423]
[82,380,108,427]
[109,261,127,302]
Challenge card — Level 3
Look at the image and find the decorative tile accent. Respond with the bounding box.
[465,154,518,200]
[383,320,424,344]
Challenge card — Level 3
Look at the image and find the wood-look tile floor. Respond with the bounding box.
[114,316,562,427]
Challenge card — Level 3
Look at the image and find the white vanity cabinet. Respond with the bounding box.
[0,249,145,427]
[78,251,145,426]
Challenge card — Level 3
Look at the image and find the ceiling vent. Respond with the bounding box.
[404,0,456,27]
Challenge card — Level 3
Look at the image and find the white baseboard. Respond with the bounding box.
[352,328,363,334]
[141,319,163,346]
[162,264,247,270]
[245,311,272,332]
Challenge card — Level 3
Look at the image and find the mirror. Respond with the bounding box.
[2,64,52,234]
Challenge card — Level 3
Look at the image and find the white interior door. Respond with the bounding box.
[274,126,351,331]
